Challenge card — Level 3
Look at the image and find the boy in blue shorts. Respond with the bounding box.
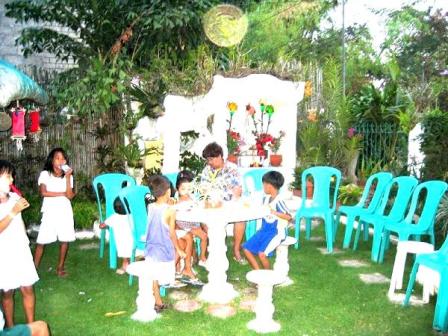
[243,171,292,269]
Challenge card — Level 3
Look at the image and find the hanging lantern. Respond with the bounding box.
[10,106,26,151]
[28,108,42,142]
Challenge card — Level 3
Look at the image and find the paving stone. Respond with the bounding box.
[309,236,324,242]
[317,247,344,255]
[207,304,236,319]
[174,299,202,313]
[77,242,98,250]
[338,259,369,268]
[359,272,390,284]
[388,293,427,306]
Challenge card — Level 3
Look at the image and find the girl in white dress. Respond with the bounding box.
[0,160,38,328]
[33,148,76,277]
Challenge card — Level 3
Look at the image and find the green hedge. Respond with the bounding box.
[21,193,98,230]
[421,109,448,181]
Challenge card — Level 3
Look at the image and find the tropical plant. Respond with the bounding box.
[420,108,448,181]
[436,195,448,240]
[290,166,305,191]
[338,183,363,206]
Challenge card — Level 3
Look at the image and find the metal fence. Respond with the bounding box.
[355,122,408,168]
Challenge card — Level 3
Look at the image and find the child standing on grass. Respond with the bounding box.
[243,171,292,270]
[0,160,39,328]
[175,170,208,267]
[99,197,132,274]
[145,175,186,312]
[34,148,76,277]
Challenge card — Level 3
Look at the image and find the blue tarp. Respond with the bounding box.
[0,60,49,107]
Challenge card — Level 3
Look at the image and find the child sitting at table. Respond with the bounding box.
[175,170,208,267]
[145,175,188,312]
[99,197,132,274]
[243,171,292,270]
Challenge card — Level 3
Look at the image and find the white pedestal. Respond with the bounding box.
[273,236,297,287]
[388,241,435,303]
[127,261,159,322]
[246,270,284,333]
[198,216,238,304]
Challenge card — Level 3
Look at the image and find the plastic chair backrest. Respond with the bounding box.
[92,173,136,222]
[164,173,178,189]
[403,180,448,230]
[119,185,150,246]
[301,166,341,209]
[358,172,393,211]
[243,168,270,195]
[374,176,418,220]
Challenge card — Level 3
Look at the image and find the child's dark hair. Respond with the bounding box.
[176,170,194,189]
[147,175,170,200]
[262,171,284,190]
[0,160,15,177]
[43,147,69,176]
[113,197,127,215]
[202,142,223,159]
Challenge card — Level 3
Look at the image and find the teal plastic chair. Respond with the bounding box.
[353,176,418,262]
[294,166,342,252]
[164,172,178,189]
[337,172,393,248]
[242,168,269,240]
[92,173,136,269]
[379,180,448,263]
[119,185,150,285]
[404,236,448,332]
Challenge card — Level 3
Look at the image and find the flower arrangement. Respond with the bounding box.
[246,101,277,156]
[268,131,285,154]
[192,179,225,208]
[226,102,241,156]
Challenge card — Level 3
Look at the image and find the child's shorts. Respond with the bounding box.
[1,324,31,336]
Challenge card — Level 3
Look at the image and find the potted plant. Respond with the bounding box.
[117,138,147,184]
[269,131,285,166]
[345,128,363,184]
[338,183,363,206]
[290,166,313,199]
[226,102,240,164]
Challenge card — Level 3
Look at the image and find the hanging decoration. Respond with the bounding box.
[10,105,26,151]
[28,107,42,142]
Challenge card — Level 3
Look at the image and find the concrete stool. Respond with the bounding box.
[388,241,435,302]
[126,261,158,322]
[246,270,285,333]
[273,236,297,286]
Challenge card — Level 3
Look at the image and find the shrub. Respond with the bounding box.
[420,109,448,181]
[72,197,98,230]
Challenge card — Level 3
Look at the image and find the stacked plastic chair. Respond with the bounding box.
[119,185,150,285]
[92,173,136,269]
[337,172,393,249]
[353,176,418,262]
[294,166,341,252]
[379,180,448,263]
[404,236,448,332]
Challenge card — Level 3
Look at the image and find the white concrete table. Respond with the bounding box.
[388,241,436,303]
[126,261,159,322]
[246,269,285,333]
[273,236,297,286]
[177,200,269,304]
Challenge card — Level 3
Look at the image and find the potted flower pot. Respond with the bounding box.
[227,154,238,164]
[306,180,313,199]
[269,154,282,167]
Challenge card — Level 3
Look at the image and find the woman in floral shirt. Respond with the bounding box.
[200,142,247,264]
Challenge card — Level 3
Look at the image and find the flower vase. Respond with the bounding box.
[269,154,282,167]
[227,154,238,164]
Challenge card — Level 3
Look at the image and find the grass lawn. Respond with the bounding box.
[10,226,437,336]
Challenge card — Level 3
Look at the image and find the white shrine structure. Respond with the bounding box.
[133,74,305,179]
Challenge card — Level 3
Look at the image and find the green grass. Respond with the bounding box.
[10,227,437,336]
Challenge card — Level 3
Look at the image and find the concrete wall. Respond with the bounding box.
[0,0,75,72]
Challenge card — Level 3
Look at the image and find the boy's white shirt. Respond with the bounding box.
[262,194,290,230]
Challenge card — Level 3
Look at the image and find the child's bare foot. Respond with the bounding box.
[56,268,68,277]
